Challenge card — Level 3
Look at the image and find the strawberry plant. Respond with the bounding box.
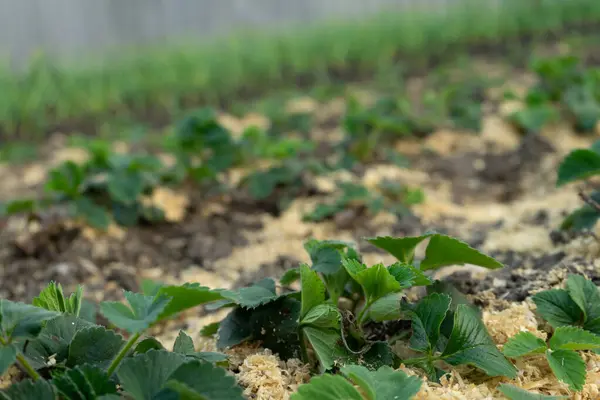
[499,274,600,392]
[0,280,243,399]
[556,140,600,231]
[303,181,424,223]
[211,233,516,384]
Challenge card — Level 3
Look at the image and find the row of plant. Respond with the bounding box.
[2,0,600,140]
[1,232,597,398]
[0,106,424,229]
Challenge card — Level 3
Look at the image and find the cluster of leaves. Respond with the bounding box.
[509,55,600,135]
[0,108,319,229]
[555,140,600,231]
[0,279,247,399]
[303,180,424,223]
[208,232,517,398]
[502,274,600,392]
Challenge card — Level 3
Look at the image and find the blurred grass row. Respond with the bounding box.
[2,0,600,140]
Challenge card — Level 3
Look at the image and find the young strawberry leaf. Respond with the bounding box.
[160,360,244,400]
[441,305,517,378]
[52,364,117,399]
[300,304,341,330]
[342,260,402,305]
[545,349,586,391]
[73,197,111,230]
[107,170,145,205]
[322,267,351,306]
[0,300,60,340]
[502,332,547,358]
[532,289,584,328]
[565,274,600,333]
[216,308,252,349]
[388,263,432,287]
[291,374,363,400]
[0,379,56,400]
[100,292,171,334]
[173,331,195,354]
[117,350,186,399]
[557,149,600,186]
[304,239,358,274]
[548,326,600,351]
[200,322,220,337]
[498,384,567,399]
[341,364,423,400]
[300,264,326,319]
[67,326,125,369]
[32,282,83,316]
[302,327,349,371]
[367,293,402,322]
[409,293,451,354]
[133,337,165,355]
[155,283,225,319]
[366,235,430,264]
[420,234,503,271]
[280,268,301,286]
[218,278,278,309]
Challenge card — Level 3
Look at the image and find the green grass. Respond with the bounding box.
[2,0,600,140]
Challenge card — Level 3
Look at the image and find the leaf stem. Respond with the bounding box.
[107,331,141,376]
[356,299,373,327]
[16,353,41,381]
[0,335,41,381]
[402,355,441,366]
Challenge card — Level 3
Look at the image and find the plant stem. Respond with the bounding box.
[356,300,372,326]
[0,335,41,381]
[106,332,141,376]
[16,353,41,381]
[299,332,310,366]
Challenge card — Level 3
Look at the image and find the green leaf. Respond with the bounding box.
[163,360,244,400]
[191,352,228,363]
[67,326,125,369]
[546,349,586,391]
[565,274,600,332]
[73,197,110,230]
[502,332,547,358]
[498,384,567,399]
[217,297,302,359]
[341,364,423,400]
[300,304,341,329]
[52,364,117,400]
[366,235,430,264]
[216,308,252,349]
[560,202,600,232]
[100,291,171,334]
[304,239,356,274]
[280,268,300,286]
[1,199,36,216]
[219,279,277,309]
[302,327,348,371]
[388,263,432,287]
[341,257,366,280]
[410,293,451,353]
[118,349,186,400]
[141,279,165,297]
[368,293,402,322]
[300,264,326,319]
[420,234,503,271]
[0,345,17,376]
[322,267,351,305]
[0,300,60,340]
[0,379,55,400]
[133,337,165,355]
[21,315,94,369]
[291,374,363,400]
[548,326,600,351]
[32,282,83,316]
[344,262,402,305]
[173,331,195,354]
[200,322,219,337]
[107,170,145,205]
[532,289,584,328]
[156,283,225,320]
[442,305,517,378]
[557,149,600,186]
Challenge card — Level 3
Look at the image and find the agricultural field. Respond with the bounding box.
[4,3,600,399]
